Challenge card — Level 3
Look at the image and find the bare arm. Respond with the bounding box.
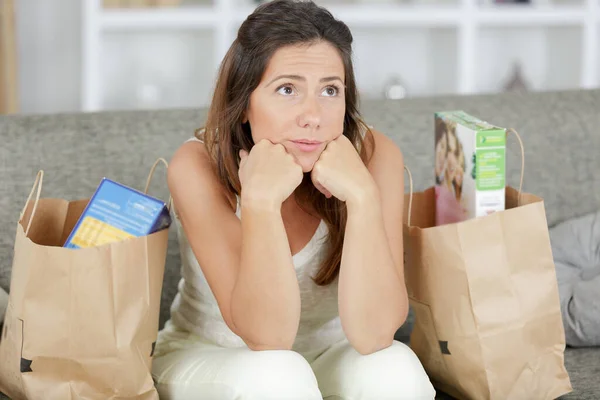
[337,131,409,355]
[232,197,301,350]
[168,142,301,350]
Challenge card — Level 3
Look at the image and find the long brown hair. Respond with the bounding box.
[200,0,374,286]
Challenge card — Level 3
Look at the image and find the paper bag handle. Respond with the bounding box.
[144,157,173,211]
[20,170,44,237]
[404,166,414,227]
[506,128,525,207]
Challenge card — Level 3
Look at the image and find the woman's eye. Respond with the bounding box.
[277,85,295,96]
[323,86,339,97]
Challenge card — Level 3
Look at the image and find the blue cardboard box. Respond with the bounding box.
[64,178,171,249]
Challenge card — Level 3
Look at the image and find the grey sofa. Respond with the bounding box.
[1,89,599,399]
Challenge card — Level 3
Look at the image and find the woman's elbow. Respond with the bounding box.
[233,325,297,352]
[244,337,295,352]
[348,324,398,355]
[396,302,410,330]
[352,335,395,356]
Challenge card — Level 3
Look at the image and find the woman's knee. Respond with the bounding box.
[234,348,321,397]
[315,340,436,400]
[361,341,436,399]
[153,347,322,400]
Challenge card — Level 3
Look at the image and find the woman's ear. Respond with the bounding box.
[242,111,248,124]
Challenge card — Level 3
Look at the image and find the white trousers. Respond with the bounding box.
[151,321,437,400]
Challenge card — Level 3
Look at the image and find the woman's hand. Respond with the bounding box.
[311,134,377,209]
[239,139,304,210]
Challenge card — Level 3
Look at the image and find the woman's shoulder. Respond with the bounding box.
[170,137,210,174]
[168,137,237,212]
[365,127,404,175]
[367,126,403,158]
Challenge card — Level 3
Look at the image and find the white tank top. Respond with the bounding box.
[168,137,346,361]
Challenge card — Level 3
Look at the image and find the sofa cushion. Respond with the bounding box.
[550,211,600,347]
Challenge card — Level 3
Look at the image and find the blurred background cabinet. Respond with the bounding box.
[12,0,600,114]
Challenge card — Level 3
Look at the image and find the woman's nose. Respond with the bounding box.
[297,96,321,129]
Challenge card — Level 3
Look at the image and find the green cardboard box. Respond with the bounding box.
[434,111,506,225]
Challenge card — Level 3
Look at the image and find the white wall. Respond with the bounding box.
[16,0,82,114]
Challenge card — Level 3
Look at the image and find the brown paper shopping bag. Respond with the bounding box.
[0,159,172,400]
[403,130,572,400]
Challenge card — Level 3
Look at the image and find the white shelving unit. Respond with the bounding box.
[81,0,600,112]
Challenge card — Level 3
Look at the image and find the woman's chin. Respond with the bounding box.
[300,162,316,173]
[295,154,320,173]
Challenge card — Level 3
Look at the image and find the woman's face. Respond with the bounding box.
[435,133,448,175]
[245,41,346,172]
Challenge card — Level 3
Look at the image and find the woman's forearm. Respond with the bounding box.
[230,198,301,350]
[338,191,408,355]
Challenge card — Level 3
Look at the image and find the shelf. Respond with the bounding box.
[350,26,458,98]
[581,5,600,87]
[476,5,585,26]
[101,6,216,30]
[475,26,583,93]
[96,4,596,30]
[100,30,216,110]
[278,5,461,27]
[81,0,600,112]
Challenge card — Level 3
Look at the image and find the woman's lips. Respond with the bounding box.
[291,140,322,152]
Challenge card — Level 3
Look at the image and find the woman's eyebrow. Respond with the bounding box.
[266,74,344,86]
[320,76,344,85]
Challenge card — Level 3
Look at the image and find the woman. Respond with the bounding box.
[152,1,436,399]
